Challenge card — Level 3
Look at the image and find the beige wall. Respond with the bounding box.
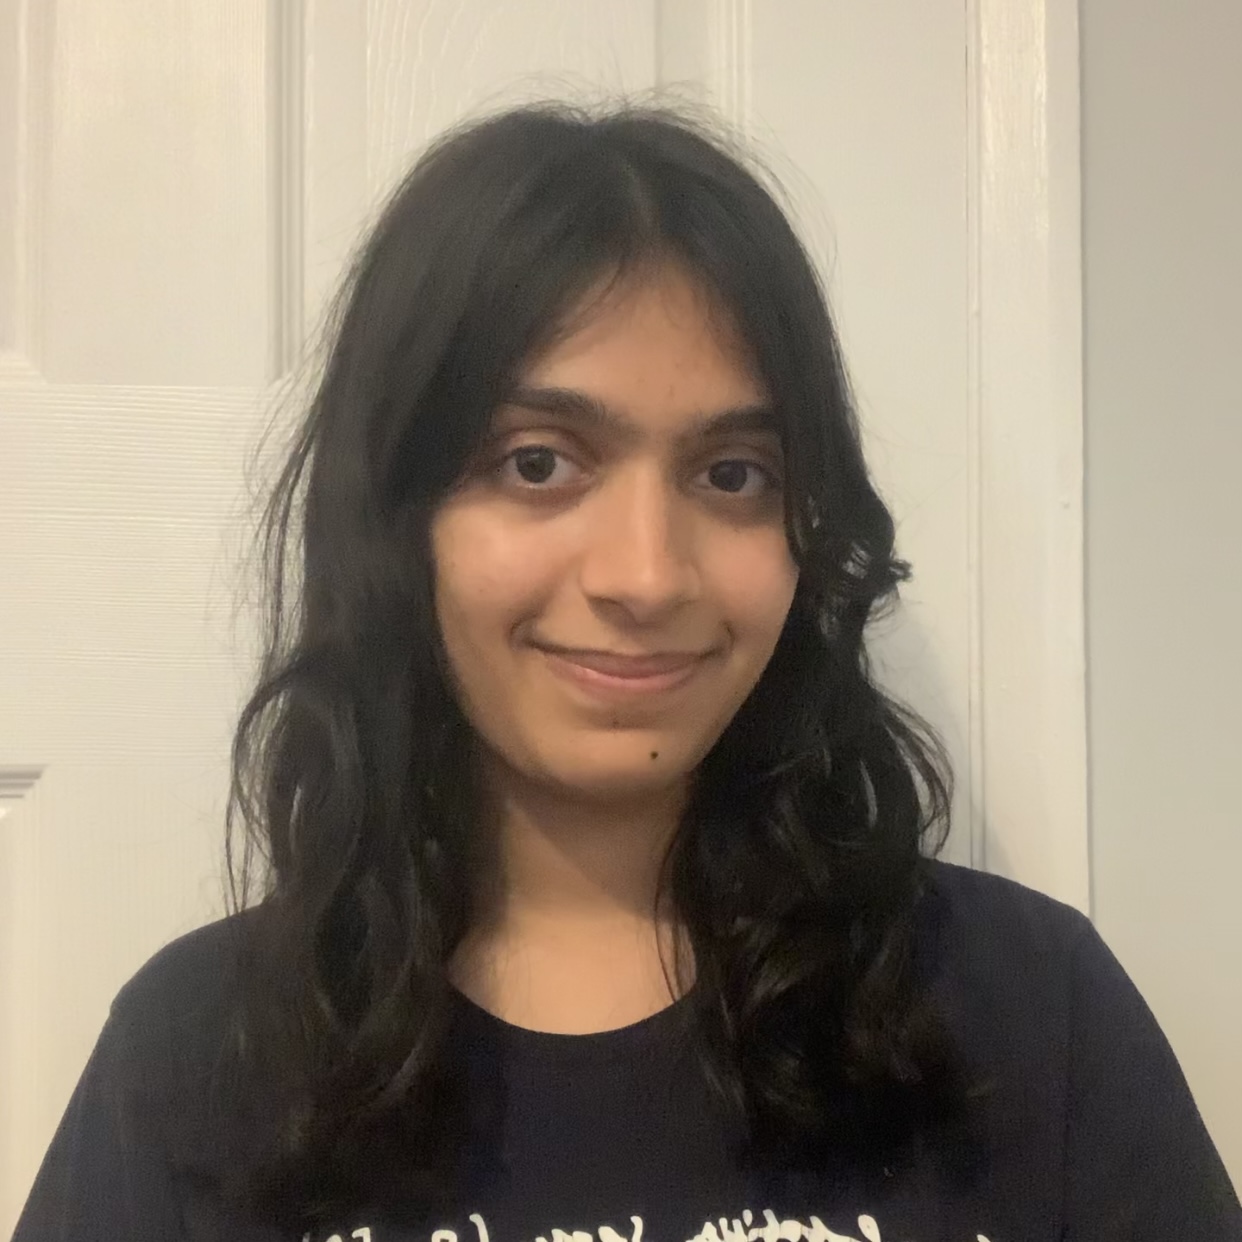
[1082,0,1242,1185]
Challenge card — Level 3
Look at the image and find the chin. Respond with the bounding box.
[539,748,693,803]
[558,766,686,802]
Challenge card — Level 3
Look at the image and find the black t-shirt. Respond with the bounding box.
[13,862,1242,1241]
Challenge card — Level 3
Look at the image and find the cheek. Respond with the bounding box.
[432,510,556,642]
[712,534,799,646]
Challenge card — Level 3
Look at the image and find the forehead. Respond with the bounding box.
[494,384,780,453]
[520,262,766,406]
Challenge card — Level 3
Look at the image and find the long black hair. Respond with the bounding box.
[220,98,971,1231]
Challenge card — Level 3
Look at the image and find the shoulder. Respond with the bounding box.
[919,857,1092,951]
[915,859,1101,1054]
[115,909,252,1002]
[107,910,275,1178]
[913,868,1242,1230]
[912,859,1183,1107]
[98,910,258,1145]
[109,909,254,1040]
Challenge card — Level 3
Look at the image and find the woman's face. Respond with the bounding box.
[431,262,799,803]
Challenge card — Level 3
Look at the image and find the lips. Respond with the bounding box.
[536,645,710,705]
[536,647,706,678]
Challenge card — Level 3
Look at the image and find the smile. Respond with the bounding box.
[534,646,708,697]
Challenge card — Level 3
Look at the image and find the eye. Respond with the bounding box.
[697,458,779,498]
[498,443,584,489]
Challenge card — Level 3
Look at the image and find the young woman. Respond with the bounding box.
[15,102,1240,1242]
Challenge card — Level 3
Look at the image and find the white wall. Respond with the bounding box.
[1081,0,1242,1184]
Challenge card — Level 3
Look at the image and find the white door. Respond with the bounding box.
[0,1,1083,1229]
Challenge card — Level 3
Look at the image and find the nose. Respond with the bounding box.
[577,465,702,624]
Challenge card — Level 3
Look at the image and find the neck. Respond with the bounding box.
[448,751,695,1030]
[478,753,687,929]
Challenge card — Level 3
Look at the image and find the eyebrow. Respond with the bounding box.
[499,385,780,446]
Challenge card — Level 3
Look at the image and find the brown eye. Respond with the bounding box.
[514,446,557,483]
[701,459,776,497]
[708,460,751,493]
[499,444,583,489]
